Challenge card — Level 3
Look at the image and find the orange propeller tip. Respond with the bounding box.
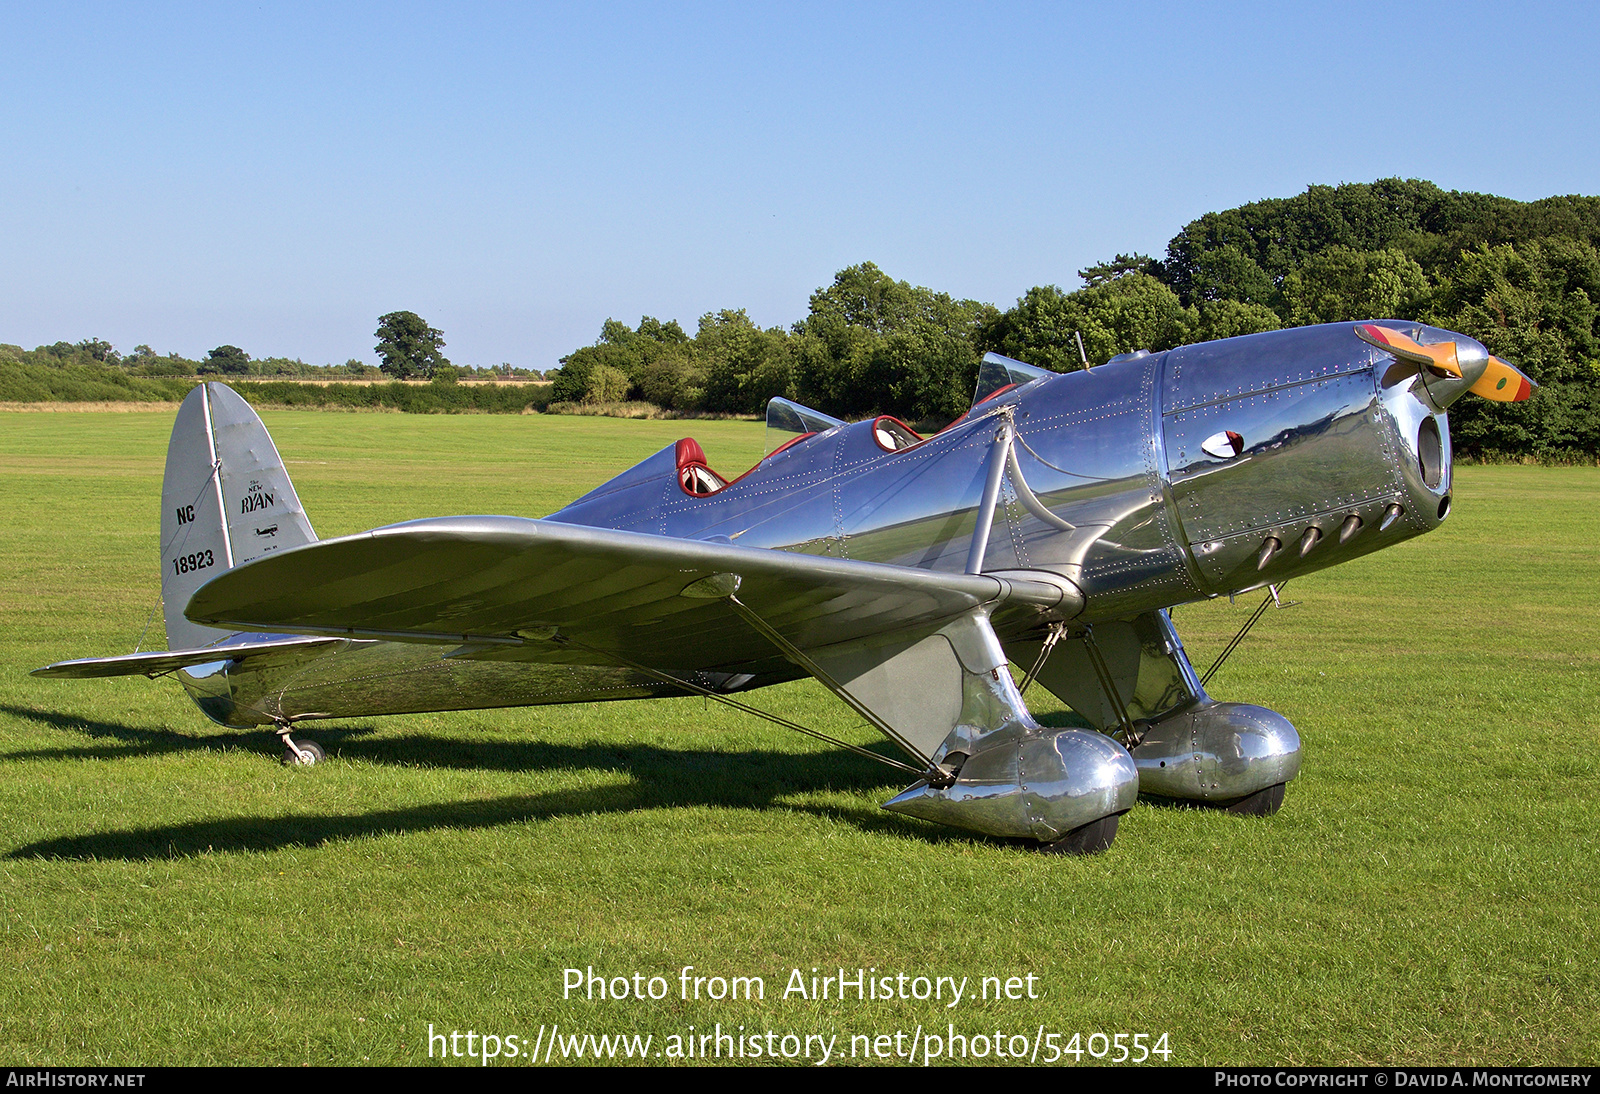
[1471,356,1535,402]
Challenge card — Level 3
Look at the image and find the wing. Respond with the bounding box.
[32,635,348,679]
[183,516,1071,671]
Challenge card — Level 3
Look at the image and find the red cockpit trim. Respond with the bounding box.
[869,415,926,452]
[676,437,726,496]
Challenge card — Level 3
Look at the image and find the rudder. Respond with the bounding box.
[160,383,316,648]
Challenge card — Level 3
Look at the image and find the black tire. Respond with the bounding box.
[1223,782,1285,816]
[1038,813,1120,856]
[281,740,325,766]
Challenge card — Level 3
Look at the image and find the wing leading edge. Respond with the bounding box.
[32,636,349,679]
[184,516,1073,673]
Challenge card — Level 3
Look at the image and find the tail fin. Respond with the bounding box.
[160,383,317,648]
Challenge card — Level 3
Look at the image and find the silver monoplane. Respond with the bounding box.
[35,321,1532,853]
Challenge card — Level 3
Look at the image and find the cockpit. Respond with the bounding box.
[676,398,930,497]
[674,353,1058,497]
[675,439,728,496]
[675,399,849,496]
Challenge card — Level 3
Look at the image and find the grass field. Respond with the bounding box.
[1,408,1596,1067]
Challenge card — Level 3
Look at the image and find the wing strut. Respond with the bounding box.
[1200,583,1295,687]
[724,594,937,772]
[1015,620,1144,745]
[1016,621,1066,696]
[1080,623,1140,745]
[965,412,1013,574]
[558,633,928,780]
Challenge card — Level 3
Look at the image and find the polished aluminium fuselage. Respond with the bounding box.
[184,321,1457,728]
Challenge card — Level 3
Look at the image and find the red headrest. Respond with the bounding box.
[675,438,708,469]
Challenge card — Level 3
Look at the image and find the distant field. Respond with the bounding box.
[1,409,1595,1067]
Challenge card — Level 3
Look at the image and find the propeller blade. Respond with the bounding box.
[1468,356,1535,402]
[1354,323,1461,377]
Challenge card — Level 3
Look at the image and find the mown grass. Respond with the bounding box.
[1,409,1595,1067]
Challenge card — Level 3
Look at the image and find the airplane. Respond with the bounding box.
[33,320,1534,854]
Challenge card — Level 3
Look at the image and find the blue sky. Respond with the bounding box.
[1,1,1595,369]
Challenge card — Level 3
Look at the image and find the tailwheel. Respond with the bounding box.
[278,733,326,766]
[1038,813,1120,856]
[282,740,325,766]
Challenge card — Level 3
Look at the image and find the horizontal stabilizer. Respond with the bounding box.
[32,636,346,679]
[184,516,1071,673]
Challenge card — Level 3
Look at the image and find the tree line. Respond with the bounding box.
[553,179,1600,458]
[2,338,385,379]
[5,312,547,382]
[0,310,553,412]
[0,348,555,413]
[5,179,1596,457]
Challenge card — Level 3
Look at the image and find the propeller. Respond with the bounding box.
[1354,323,1533,402]
[1467,355,1536,403]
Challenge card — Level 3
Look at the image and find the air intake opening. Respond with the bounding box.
[1417,416,1444,488]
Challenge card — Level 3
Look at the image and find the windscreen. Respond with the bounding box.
[972,352,1054,406]
[764,397,844,456]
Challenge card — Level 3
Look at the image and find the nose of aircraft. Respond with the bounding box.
[1362,321,1526,536]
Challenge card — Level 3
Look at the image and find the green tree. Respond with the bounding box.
[1427,238,1600,458]
[375,311,449,379]
[976,285,1083,372]
[554,343,633,402]
[805,262,920,335]
[1078,253,1161,287]
[803,262,994,344]
[1185,244,1278,308]
[1280,246,1433,326]
[697,309,793,414]
[76,338,120,365]
[583,364,631,404]
[637,349,705,409]
[1194,299,1282,342]
[550,353,595,402]
[556,315,698,405]
[1430,239,1600,381]
[980,274,1195,371]
[795,264,992,418]
[201,345,251,375]
[1154,178,1600,315]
